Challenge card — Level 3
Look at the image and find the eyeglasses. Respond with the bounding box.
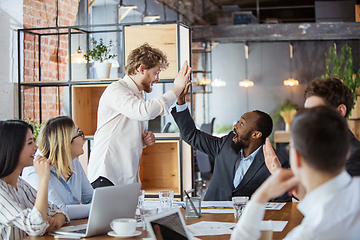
[71,130,84,142]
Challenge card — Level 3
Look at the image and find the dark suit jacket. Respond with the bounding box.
[171,107,290,201]
[347,130,360,176]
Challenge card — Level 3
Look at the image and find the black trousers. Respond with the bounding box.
[91,176,114,189]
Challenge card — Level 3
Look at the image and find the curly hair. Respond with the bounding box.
[304,77,353,118]
[124,42,169,76]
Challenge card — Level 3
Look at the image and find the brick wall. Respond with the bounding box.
[22,0,80,122]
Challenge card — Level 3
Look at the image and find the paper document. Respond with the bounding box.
[261,221,288,232]
[265,202,286,210]
[187,221,233,236]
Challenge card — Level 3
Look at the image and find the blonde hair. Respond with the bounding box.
[124,42,169,76]
[37,116,75,179]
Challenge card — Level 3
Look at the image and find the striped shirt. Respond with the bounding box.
[0,178,69,240]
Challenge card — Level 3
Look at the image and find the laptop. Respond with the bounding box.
[145,208,200,240]
[52,182,141,238]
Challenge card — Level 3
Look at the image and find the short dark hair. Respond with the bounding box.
[252,110,273,142]
[124,42,169,76]
[304,77,353,118]
[0,120,33,178]
[291,106,349,173]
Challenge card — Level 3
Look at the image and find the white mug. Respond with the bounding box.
[110,218,137,236]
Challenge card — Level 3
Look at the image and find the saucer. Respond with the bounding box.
[107,230,141,238]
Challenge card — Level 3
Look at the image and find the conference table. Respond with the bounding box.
[21,202,303,240]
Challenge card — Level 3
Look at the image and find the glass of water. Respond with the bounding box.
[140,207,158,230]
[158,190,174,211]
[232,196,249,218]
[138,189,145,209]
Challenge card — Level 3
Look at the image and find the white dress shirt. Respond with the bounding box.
[0,178,69,240]
[87,75,177,185]
[22,158,93,220]
[230,171,360,240]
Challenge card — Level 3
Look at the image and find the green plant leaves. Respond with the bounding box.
[83,38,117,63]
[323,44,360,113]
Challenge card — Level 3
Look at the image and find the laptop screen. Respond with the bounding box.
[149,211,188,240]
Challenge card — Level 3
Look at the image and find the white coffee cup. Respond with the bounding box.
[110,218,137,236]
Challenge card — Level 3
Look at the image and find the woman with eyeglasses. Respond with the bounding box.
[22,116,94,220]
[0,119,68,239]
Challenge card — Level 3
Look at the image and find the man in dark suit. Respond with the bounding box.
[171,85,290,201]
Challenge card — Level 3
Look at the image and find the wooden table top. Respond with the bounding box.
[21,202,303,240]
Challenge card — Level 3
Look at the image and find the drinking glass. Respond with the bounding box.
[232,196,249,218]
[140,207,158,230]
[158,190,174,211]
[138,190,145,209]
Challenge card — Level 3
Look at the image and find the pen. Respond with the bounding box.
[183,190,200,217]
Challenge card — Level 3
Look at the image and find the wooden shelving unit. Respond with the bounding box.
[18,22,193,200]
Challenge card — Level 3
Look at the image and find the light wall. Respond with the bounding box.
[0,0,23,119]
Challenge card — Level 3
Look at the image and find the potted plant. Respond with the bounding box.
[84,38,117,79]
[322,44,360,115]
[271,100,298,131]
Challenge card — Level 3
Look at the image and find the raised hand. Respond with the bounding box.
[33,155,52,182]
[172,61,191,96]
[263,138,282,174]
[177,82,191,105]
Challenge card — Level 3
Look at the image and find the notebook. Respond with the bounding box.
[52,182,141,238]
[145,208,200,240]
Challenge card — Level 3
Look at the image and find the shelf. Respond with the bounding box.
[72,84,108,136]
[139,138,192,196]
[124,23,190,80]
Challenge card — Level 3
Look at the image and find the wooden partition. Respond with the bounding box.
[72,84,108,136]
[124,23,190,80]
[139,133,192,196]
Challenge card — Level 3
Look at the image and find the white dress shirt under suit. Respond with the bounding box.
[230,171,360,240]
[22,158,93,220]
[87,75,177,186]
[0,178,69,240]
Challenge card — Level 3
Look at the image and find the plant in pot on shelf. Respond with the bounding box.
[271,100,298,132]
[322,44,360,116]
[84,38,117,79]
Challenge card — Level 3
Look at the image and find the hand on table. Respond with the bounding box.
[45,214,66,234]
[143,131,155,146]
[263,138,282,174]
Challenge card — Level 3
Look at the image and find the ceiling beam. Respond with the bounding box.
[193,22,360,42]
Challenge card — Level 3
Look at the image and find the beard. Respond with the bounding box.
[141,72,154,93]
[231,130,251,153]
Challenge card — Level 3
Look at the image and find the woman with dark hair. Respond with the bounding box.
[22,116,93,220]
[0,119,68,239]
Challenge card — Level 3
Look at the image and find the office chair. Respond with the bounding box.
[196,118,216,180]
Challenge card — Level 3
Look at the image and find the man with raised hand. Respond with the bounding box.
[231,106,360,240]
[88,43,191,188]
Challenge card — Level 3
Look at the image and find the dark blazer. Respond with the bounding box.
[172,107,290,201]
[347,130,360,176]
